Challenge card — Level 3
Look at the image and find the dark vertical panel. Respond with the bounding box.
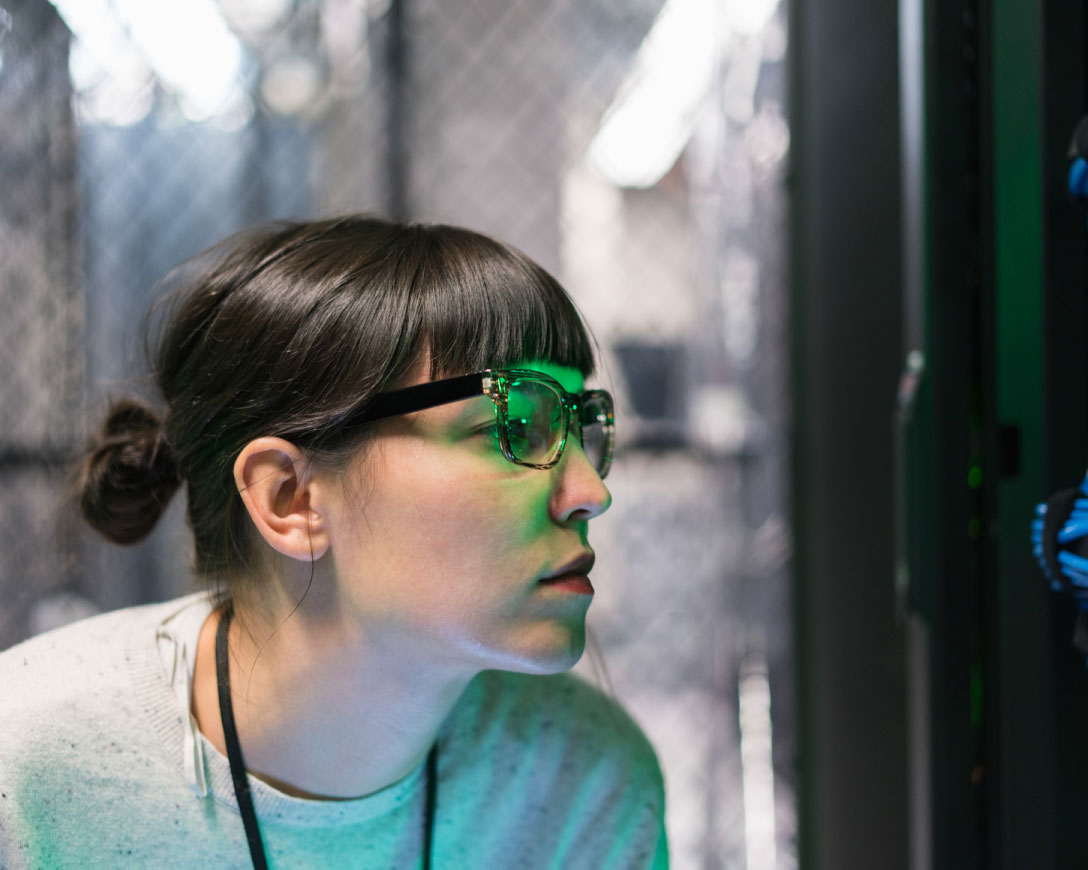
[991,1,1055,867]
[789,0,908,866]
[1041,3,1088,494]
[917,0,993,865]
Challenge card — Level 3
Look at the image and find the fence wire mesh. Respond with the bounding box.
[0,0,794,866]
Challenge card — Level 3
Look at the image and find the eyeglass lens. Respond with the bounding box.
[579,394,611,477]
[505,378,611,476]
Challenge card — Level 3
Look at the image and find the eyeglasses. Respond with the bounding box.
[335,369,614,478]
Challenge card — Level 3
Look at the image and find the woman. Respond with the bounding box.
[0,216,668,868]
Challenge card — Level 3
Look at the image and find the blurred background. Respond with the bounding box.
[3,0,1088,868]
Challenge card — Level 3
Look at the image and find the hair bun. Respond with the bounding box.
[78,399,182,544]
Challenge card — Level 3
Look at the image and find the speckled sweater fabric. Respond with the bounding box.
[0,593,667,870]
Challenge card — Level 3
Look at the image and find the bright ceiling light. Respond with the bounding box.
[51,0,149,89]
[260,54,324,117]
[729,0,781,37]
[587,0,723,189]
[219,0,293,39]
[111,0,243,121]
[50,0,244,123]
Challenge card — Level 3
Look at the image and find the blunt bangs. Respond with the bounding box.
[411,225,596,380]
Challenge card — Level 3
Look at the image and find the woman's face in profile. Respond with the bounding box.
[321,359,613,676]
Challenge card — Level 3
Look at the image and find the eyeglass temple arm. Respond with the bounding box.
[342,372,486,427]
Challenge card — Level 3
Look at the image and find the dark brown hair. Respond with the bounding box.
[77,215,595,591]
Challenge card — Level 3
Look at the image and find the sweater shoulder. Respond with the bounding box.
[2,593,197,658]
[0,594,203,714]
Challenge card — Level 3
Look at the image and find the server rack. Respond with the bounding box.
[899,1,1088,867]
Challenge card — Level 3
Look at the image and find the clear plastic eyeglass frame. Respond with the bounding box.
[334,368,615,478]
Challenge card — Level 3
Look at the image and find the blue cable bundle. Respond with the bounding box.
[1069,114,1088,201]
[1033,473,1088,656]
[1069,156,1088,201]
[1029,115,1088,658]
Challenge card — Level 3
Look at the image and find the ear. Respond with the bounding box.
[233,437,331,562]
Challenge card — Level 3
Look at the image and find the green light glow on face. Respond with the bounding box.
[426,359,611,480]
[502,360,592,470]
[514,359,585,394]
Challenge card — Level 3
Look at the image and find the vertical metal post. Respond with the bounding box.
[385,0,409,220]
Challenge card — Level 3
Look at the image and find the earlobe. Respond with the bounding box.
[233,437,330,561]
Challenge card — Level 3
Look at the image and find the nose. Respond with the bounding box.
[549,440,612,523]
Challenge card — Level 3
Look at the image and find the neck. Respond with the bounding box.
[191,600,473,800]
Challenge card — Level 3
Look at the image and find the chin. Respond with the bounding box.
[497,625,587,676]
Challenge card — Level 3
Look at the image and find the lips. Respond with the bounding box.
[541,552,595,581]
[540,574,594,595]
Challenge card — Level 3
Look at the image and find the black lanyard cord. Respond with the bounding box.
[214,605,437,869]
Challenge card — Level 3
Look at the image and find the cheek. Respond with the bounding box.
[339,449,554,593]
[400,475,549,569]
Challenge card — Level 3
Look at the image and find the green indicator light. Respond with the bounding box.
[970,663,983,730]
[968,517,981,539]
[968,466,983,489]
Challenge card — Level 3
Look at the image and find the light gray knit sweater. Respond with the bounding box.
[0,593,667,869]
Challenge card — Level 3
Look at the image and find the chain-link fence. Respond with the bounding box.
[0,0,793,866]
